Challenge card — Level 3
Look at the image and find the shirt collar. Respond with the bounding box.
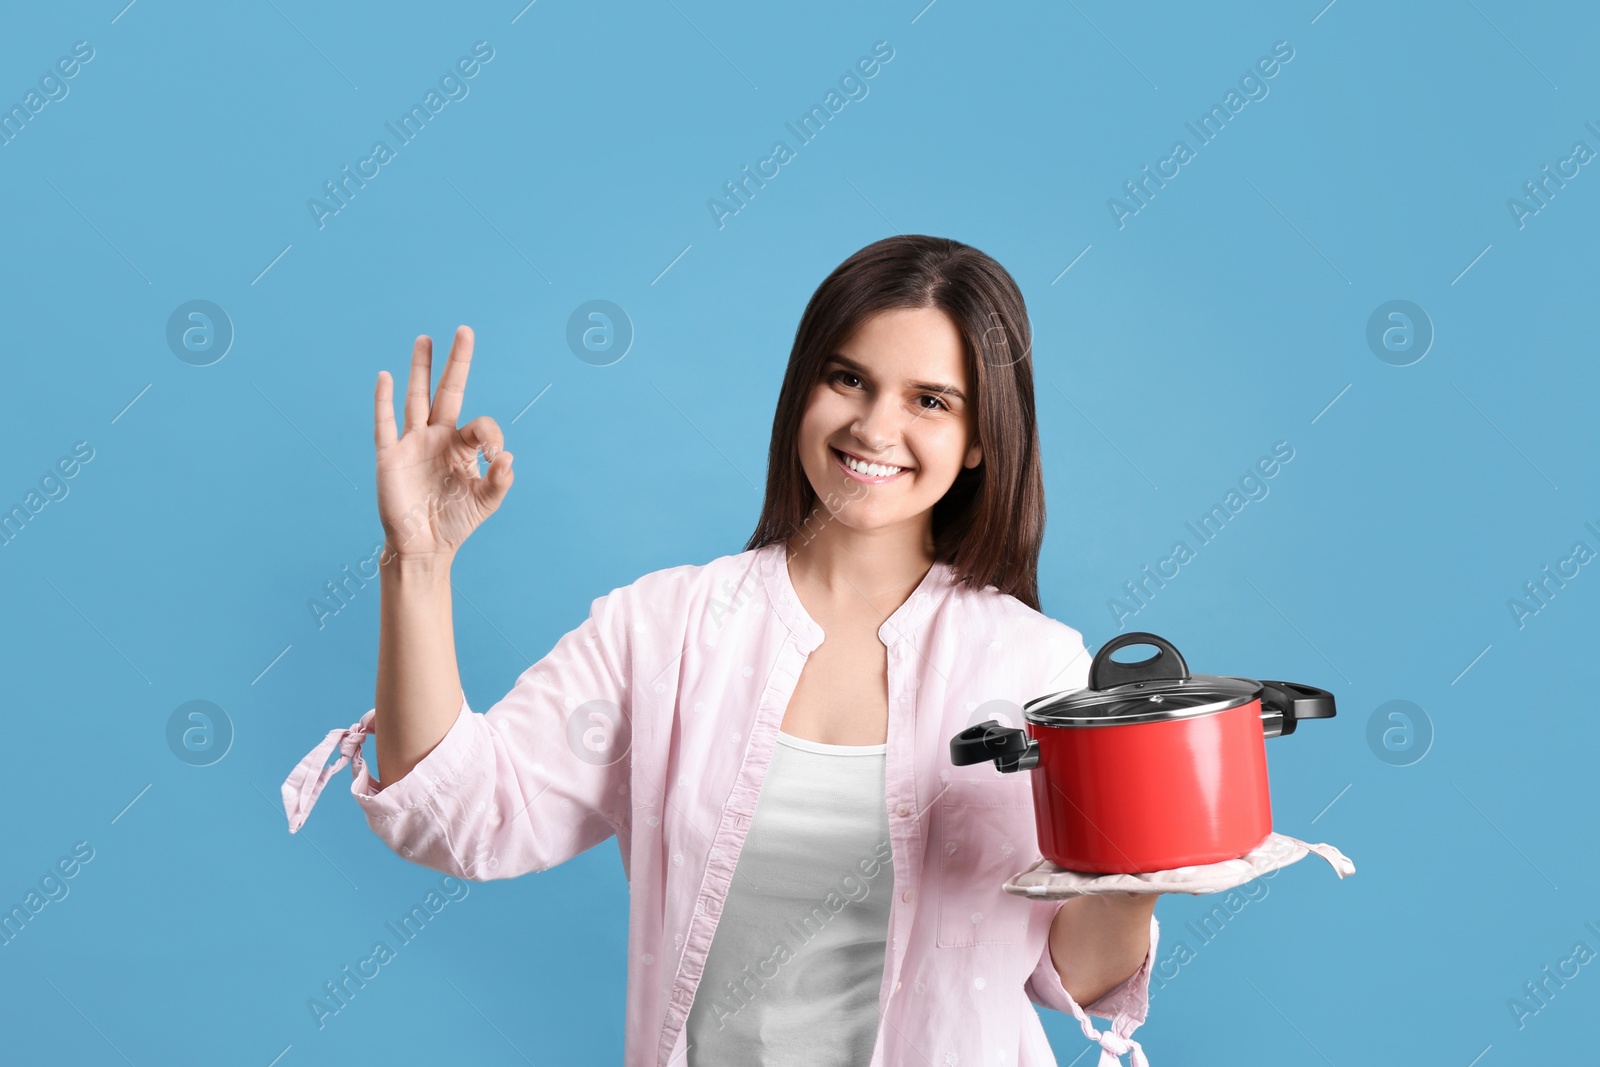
[758,540,954,650]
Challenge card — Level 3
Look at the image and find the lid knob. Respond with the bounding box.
[1088,632,1191,690]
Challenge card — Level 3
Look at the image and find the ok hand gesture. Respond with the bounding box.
[374,326,514,564]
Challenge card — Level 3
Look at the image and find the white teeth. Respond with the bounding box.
[840,451,902,477]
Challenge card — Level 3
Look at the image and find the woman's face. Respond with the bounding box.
[796,306,982,535]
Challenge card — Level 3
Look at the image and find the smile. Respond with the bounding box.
[832,446,911,483]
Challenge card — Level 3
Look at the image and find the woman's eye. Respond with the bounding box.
[827,370,945,411]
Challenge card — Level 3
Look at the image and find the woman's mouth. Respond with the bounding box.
[832,446,911,484]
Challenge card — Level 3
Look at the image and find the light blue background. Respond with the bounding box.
[1,1,1595,1064]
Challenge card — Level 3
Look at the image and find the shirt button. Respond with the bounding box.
[902,890,912,903]
[894,981,902,992]
[896,803,911,817]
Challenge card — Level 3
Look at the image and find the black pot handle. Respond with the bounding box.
[1088,631,1191,690]
[949,720,1039,773]
[1258,680,1337,738]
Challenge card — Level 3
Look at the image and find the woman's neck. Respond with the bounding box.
[785,517,935,615]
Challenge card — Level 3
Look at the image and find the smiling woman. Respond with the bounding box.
[748,236,1048,609]
[282,234,1159,1067]
[803,309,980,506]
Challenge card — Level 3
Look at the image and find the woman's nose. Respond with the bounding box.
[851,396,905,452]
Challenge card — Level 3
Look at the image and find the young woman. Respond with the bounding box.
[283,235,1161,1067]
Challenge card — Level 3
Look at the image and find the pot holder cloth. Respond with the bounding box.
[1004,832,1354,899]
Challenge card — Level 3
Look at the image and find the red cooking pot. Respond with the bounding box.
[948,631,1336,874]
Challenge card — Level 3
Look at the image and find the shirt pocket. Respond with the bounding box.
[934,777,1037,947]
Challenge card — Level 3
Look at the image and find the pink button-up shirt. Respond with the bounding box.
[282,540,1159,1066]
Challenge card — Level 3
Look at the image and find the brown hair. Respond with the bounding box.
[744,234,1046,611]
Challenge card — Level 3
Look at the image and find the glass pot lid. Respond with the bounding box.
[1025,672,1262,726]
[1024,632,1262,728]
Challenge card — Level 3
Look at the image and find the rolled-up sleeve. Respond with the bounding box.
[1025,910,1159,1059]
[282,581,636,882]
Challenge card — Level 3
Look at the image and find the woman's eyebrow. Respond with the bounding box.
[826,353,967,403]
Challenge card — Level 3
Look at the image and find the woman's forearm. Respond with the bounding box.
[373,551,465,787]
[1048,893,1158,1007]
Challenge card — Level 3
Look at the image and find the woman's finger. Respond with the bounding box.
[428,325,475,429]
[458,415,504,470]
[374,370,398,450]
[475,450,514,509]
[403,334,432,436]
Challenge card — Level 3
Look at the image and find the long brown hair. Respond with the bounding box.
[744,234,1047,611]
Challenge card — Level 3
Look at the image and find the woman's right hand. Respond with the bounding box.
[374,325,515,564]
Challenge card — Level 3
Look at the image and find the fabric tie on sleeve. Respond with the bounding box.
[1066,999,1150,1067]
[281,710,376,833]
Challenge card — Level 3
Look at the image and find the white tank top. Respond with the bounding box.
[684,729,895,1065]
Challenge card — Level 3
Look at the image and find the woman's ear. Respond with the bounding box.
[964,442,982,469]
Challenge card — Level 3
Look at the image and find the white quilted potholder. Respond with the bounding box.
[1004,832,1355,899]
